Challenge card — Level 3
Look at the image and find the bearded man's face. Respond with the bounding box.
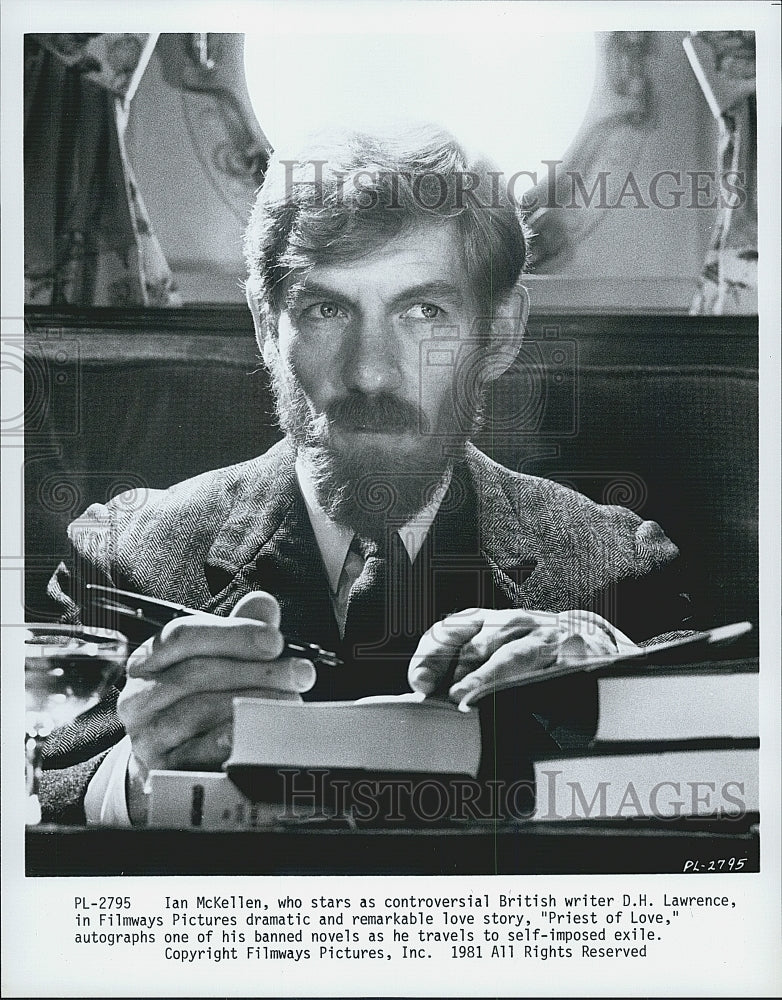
[263,219,489,538]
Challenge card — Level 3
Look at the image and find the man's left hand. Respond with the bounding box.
[407,608,638,705]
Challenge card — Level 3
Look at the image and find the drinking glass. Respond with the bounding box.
[25,623,128,824]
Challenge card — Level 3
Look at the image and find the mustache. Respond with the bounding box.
[325,392,429,433]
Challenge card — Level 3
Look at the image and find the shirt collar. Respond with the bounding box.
[295,455,452,593]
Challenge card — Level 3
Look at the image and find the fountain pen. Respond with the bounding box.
[83,584,343,668]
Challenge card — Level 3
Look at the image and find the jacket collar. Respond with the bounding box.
[460,443,542,603]
[204,438,299,591]
[203,438,539,600]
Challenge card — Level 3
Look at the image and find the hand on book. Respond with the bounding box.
[407,607,638,707]
[116,591,316,824]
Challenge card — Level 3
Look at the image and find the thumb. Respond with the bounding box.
[230,590,282,627]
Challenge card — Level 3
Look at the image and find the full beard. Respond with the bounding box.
[265,346,473,540]
[301,439,455,542]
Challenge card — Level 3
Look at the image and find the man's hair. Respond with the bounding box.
[243,123,529,326]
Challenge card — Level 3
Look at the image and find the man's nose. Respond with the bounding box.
[342,318,403,394]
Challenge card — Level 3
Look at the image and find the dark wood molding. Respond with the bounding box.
[24,304,759,335]
[25,306,759,372]
[25,304,256,336]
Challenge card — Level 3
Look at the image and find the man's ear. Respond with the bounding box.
[483,283,530,382]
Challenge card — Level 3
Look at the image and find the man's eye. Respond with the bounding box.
[304,302,345,320]
[403,303,443,321]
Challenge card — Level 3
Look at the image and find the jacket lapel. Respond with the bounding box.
[465,444,553,610]
[201,439,336,646]
[198,439,555,630]
[203,438,298,589]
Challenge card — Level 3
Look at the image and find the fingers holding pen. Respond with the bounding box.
[126,590,286,677]
[127,616,287,677]
[121,654,316,716]
[116,590,319,792]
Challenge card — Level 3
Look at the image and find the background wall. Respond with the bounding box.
[123,32,727,312]
[530,32,721,311]
[123,33,265,302]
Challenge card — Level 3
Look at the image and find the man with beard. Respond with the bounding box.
[40,126,692,825]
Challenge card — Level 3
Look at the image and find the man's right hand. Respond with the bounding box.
[116,591,315,824]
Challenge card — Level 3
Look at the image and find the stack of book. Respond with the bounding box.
[531,657,757,822]
[148,694,482,829]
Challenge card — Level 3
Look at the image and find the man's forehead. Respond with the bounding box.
[285,219,472,303]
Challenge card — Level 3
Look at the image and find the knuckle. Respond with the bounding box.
[141,720,168,760]
[459,639,483,664]
[236,620,284,658]
[428,619,458,646]
[160,616,190,644]
[126,642,154,676]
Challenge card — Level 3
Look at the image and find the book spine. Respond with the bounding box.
[532,748,757,821]
[147,771,279,830]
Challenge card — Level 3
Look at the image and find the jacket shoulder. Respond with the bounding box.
[65,440,293,592]
[466,445,679,579]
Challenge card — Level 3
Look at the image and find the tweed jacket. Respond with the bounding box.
[39,439,692,822]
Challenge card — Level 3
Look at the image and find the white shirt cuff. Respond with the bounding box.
[84,736,133,827]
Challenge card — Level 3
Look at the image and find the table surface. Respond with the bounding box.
[26,816,760,876]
